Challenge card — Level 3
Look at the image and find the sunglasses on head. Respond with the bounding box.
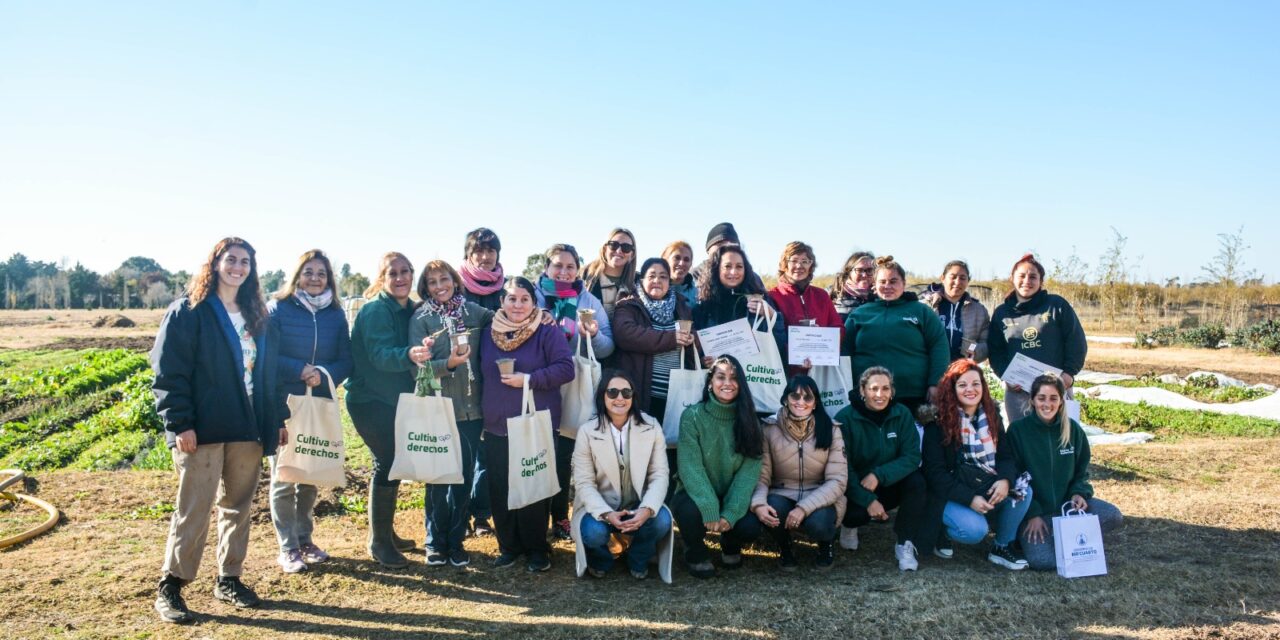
[606,241,635,254]
[605,387,634,399]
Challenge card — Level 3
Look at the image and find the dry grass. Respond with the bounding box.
[0,439,1277,639]
[0,310,165,350]
[1085,340,1280,386]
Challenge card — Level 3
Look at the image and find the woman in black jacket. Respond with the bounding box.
[150,237,283,625]
[692,245,786,367]
[921,359,1030,570]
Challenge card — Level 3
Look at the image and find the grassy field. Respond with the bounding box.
[1,312,1279,639]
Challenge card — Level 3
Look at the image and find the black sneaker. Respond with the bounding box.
[425,550,448,567]
[154,578,193,625]
[213,576,261,608]
[526,552,551,573]
[449,549,471,567]
[814,542,835,570]
[778,546,798,572]
[988,543,1028,571]
[493,552,520,569]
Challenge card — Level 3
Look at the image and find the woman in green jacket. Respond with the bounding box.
[844,256,949,416]
[671,355,764,579]
[409,259,495,568]
[832,366,928,571]
[345,252,435,569]
[1006,374,1123,571]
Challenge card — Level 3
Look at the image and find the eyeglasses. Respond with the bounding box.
[787,391,815,403]
[605,387,634,399]
[787,259,814,268]
[606,241,635,254]
[853,268,875,276]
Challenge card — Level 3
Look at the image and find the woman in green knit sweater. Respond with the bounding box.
[671,355,764,579]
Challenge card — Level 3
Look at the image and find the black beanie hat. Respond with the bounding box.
[705,222,740,252]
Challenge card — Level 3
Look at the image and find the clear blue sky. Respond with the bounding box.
[2,3,1277,283]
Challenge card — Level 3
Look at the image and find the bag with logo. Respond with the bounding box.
[662,344,704,446]
[276,366,347,488]
[559,332,602,439]
[507,376,561,509]
[1052,503,1108,578]
[741,305,787,414]
[388,370,464,485]
[810,356,853,419]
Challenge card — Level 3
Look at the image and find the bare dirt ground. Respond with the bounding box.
[1,439,1277,640]
[0,310,165,350]
[1085,339,1280,386]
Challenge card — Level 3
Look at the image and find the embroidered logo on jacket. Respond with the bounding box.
[902,316,919,325]
[1059,446,1075,455]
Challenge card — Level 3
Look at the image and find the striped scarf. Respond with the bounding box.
[538,275,581,341]
[959,409,998,475]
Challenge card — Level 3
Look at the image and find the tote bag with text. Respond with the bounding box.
[276,366,347,488]
[507,376,561,509]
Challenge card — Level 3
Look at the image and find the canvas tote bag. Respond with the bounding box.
[741,305,787,414]
[276,366,347,487]
[559,332,602,439]
[507,376,561,509]
[810,356,853,419]
[1053,503,1108,578]
[388,370,464,484]
[662,344,704,446]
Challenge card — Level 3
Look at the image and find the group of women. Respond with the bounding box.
[148,225,1122,624]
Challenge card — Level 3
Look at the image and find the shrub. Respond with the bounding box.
[1177,323,1227,349]
[1232,319,1280,355]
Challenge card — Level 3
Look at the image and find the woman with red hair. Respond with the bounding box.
[920,360,1030,570]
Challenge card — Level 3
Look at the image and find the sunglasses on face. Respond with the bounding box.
[605,387,634,399]
[606,241,635,254]
[787,391,815,403]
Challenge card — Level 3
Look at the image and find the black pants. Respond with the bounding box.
[485,434,551,557]
[842,469,926,546]
[549,434,575,524]
[671,490,757,564]
[347,400,398,487]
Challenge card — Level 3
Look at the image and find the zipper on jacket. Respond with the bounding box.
[797,439,805,502]
[310,307,319,366]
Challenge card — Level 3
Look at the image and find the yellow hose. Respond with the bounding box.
[0,469,60,549]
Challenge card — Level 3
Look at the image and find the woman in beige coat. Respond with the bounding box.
[740,375,848,570]
[571,371,674,582]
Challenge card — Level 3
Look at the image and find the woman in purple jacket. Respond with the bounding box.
[479,276,575,573]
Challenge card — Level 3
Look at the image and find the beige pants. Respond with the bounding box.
[162,440,264,582]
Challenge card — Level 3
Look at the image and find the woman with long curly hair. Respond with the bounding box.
[921,359,1030,570]
[150,237,283,624]
[692,244,786,367]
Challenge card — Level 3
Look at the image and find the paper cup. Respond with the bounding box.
[577,308,595,322]
[450,332,469,348]
[496,358,516,375]
[677,319,693,334]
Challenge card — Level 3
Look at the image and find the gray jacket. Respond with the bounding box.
[408,301,495,421]
[920,289,991,364]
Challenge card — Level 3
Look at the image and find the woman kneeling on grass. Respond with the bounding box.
[739,375,847,571]
[151,237,283,624]
[571,371,673,581]
[1006,374,1124,571]
[671,355,764,579]
[921,359,1030,570]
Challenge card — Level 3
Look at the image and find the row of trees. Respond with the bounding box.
[0,254,374,310]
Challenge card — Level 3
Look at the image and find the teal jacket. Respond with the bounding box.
[677,398,764,525]
[844,293,949,401]
[1005,412,1094,520]
[834,402,921,507]
[345,292,417,407]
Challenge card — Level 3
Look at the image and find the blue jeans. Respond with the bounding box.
[736,494,838,544]
[425,418,481,553]
[579,507,672,573]
[943,485,1032,547]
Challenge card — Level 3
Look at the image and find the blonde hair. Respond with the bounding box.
[1031,374,1072,448]
[365,252,413,299]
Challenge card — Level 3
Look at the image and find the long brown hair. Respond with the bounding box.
[187,237,268,336]
[583,228,638,295]
[365,252,414,299]
[935,360,1001,447]
[277,249,338,301]
[1030,373,1072,448]
[832,250,875,296]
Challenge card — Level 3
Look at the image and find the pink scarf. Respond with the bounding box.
[459,261,505,296]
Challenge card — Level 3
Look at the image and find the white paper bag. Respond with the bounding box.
[1053,504,1108,578]
[276,366,347,488]
[559,332,601,439]
[388,387,464,485]
[740,305,787,414]
[811,356,853,419]
[507,377,560,509]
[662,344,704,447]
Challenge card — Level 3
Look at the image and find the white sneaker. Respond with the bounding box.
[895,541,919,571]
[277,549,307,574]
[839,526,859,550]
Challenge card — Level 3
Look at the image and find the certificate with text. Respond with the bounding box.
[696,318,760,361]
[1002,352,1063,390]
[787,326,841,367]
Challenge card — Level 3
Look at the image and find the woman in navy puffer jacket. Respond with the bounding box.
[267,249,353,574]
